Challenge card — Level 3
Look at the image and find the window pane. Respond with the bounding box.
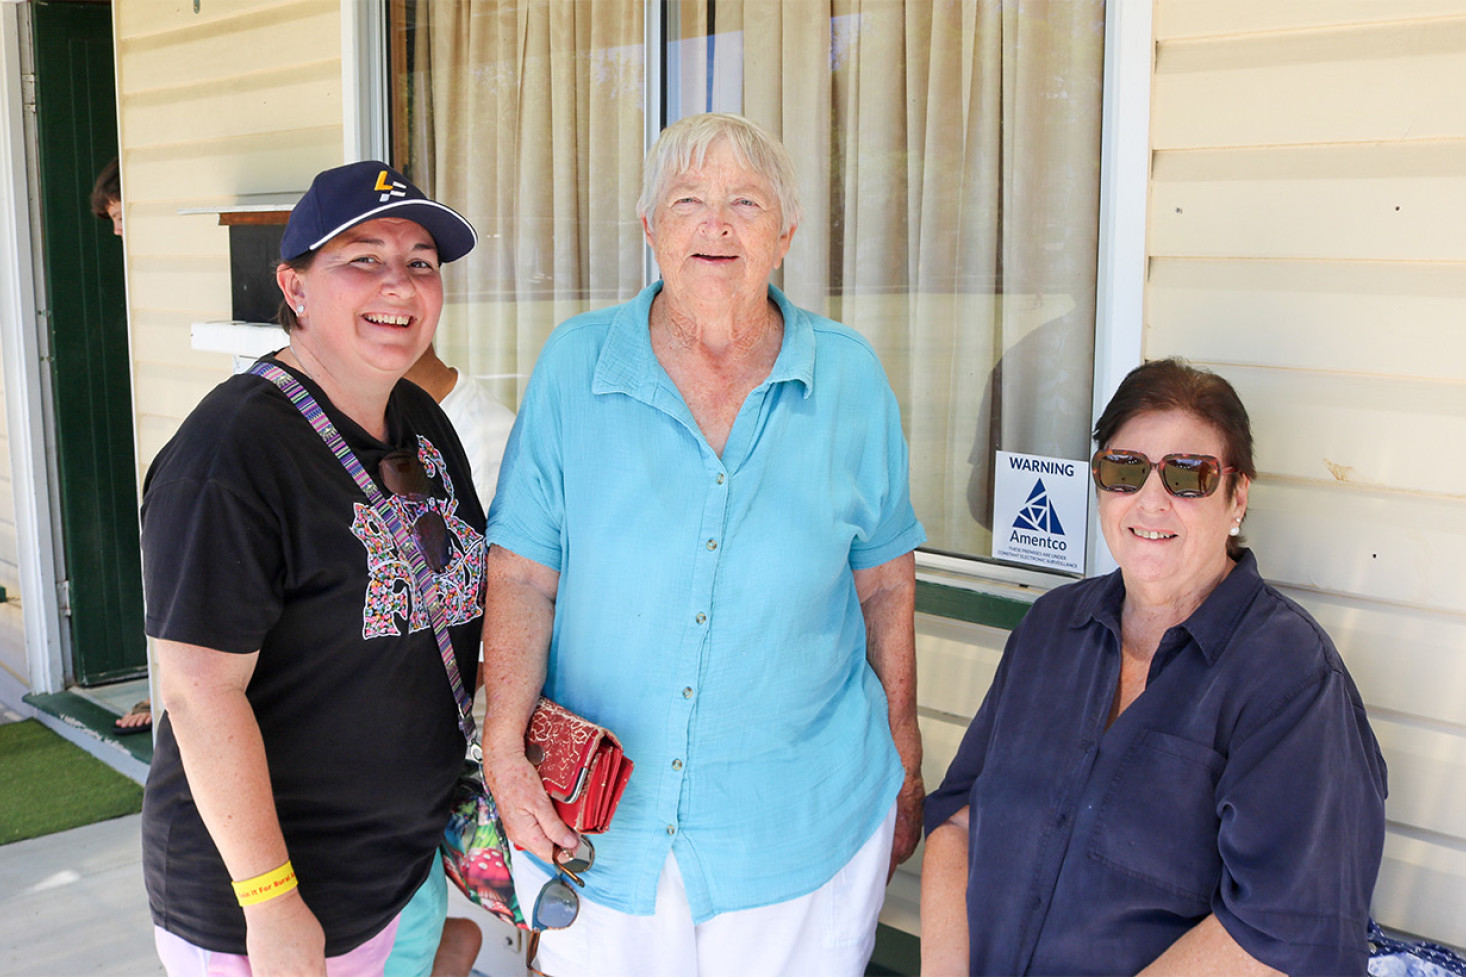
[390,0,1105,567]
[664,0,1105,562]
[390,0,648,408]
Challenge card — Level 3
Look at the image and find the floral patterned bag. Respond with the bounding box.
[440,756,525,928]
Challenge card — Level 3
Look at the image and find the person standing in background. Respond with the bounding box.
[91,156,123,236]
[404,347,515,509]
[89,155,157,739]
[391,347,515,976]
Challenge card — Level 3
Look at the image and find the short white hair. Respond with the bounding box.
[636,113,803,235]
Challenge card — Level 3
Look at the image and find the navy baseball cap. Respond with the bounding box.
[280,160,477,263]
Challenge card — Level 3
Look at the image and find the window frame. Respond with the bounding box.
[365,0,1153,625]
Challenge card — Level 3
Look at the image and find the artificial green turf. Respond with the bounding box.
[0,720,143,845]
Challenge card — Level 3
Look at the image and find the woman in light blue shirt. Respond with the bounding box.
[480,113,926,977]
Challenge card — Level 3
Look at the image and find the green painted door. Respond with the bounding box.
[31,0,146,686]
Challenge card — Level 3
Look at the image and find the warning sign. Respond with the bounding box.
[992,451,1088,573]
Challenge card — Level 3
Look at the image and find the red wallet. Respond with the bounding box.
[525,697,633,835]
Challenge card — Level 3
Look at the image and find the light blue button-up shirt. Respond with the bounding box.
[487,282,926,920]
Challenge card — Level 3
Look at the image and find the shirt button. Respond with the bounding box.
[671,759,683,770]
[715,473,725,484]
[695,612,707,625]
[705,538,718,551]
[682,687,694,699]
[666,824,677,836]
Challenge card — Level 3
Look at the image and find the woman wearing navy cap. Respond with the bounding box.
[140,161,483,977]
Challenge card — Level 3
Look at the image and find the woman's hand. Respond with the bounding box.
[243,890,327,977]
[482,747,578,861]
[891,767,927,879]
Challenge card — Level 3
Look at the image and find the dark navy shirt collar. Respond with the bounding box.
[1072,549,1265,667]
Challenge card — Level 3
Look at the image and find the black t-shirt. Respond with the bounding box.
[140,355,485,955]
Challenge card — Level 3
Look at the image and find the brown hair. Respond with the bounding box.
[1093,357,1255,557]
[90,157,120,220]
[274,250,319,334]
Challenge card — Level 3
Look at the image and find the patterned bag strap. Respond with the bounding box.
[248,361,480,753]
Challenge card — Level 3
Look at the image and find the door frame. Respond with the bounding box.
[0,0,66,693]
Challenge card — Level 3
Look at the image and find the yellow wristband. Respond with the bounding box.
[231,860,298,907]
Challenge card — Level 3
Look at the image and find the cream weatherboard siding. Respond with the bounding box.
[1150,0,1466,947]
[114,0,343,474]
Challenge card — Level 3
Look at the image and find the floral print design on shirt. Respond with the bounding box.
[354,434,486,639]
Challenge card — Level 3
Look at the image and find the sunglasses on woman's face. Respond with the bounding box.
[379,449,451,571]
[526,837,596,975]
[1091,449,1238,499]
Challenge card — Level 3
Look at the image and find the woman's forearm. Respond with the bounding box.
[479,545,558,757]
[920,815,972,976]
[855,551,925,873]
[156,640,289,879]
[156,639,326,974]
[478,544,576,857]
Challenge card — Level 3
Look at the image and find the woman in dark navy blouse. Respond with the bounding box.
[921,358,1386,977]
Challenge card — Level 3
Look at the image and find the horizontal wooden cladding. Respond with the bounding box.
[1376,829,1466,949]
[136,414,188,476]
[1157,0,1466,41]
[1154,16,1466,149]
[119,129,341,204]
[129,254,230,315]
[1151,141,1466,261]
[914,613,1007,723]
[133,364,230,422]
[1373,716,1466,840]
[129,316,257,373]
[918,710,973,802]
[124,59,340,150]
[0,518,17,581]
[1285,586,1466,728]
[1200,364,1466,498]
[117,0,338,91]
[1245,480,1466,616]
[0,610,26,682]
[1148,258,1466,382]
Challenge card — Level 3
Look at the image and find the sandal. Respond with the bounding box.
[113,700,152,735]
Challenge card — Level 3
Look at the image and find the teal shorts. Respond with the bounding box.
[383,860,447,977]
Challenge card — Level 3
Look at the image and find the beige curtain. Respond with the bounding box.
[403,0,646,407]
[666,0,1104,557]
[400,0,1103,558]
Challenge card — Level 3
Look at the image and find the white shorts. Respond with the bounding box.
[512,800,897,977]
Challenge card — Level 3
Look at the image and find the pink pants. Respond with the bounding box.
[153,914,400,977]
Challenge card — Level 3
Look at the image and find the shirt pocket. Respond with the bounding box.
[1088,729,1224,908]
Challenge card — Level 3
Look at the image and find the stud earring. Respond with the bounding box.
[296,304,304,314]
[1229,521,1241,537]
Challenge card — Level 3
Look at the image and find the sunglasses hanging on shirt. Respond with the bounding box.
[379,449,451,572]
